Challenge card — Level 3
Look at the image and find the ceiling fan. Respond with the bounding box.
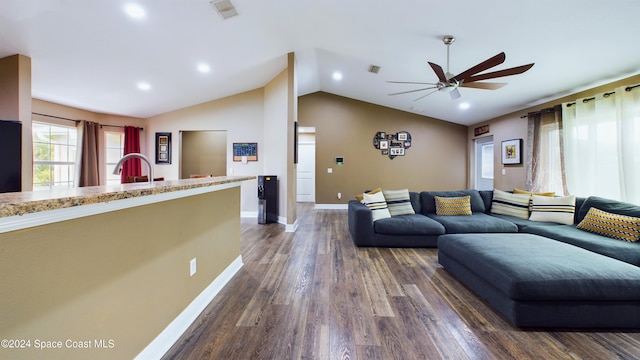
[388,35,534,101]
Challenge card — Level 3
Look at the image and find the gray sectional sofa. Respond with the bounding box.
[347,189,640,328]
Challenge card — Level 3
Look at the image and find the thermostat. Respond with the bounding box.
[335,157,344,165]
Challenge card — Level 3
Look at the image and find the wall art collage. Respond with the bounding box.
[373,131,412,159]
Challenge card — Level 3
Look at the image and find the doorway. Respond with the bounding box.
[180,130,227,179]
[474,136,494,191]
[296,127,315,202]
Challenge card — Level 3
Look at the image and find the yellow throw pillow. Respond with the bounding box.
[513,188,555,197]
[577,207,640,242]
[355,187,382,202]
[435,195,472,216]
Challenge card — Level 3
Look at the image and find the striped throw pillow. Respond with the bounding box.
[362,191,391,221]
[577,207,640,242]
[490,189,531,219]
[434,195,472,216]
[529,195,575,225]
[382,189,415,216]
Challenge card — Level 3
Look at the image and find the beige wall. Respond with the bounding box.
[0,187,241,360]
[180,130,227,178]
[0,54,33,190]
[145,89,265,214]
[262,52,297,226]
[469,73,640,192]
[298,92,469,204]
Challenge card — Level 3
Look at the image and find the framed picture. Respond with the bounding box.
[397,132,408,141]
[233,143,258,162]
[155,132,171,164]
[390,147,405,156]
[501,139,522,164]
[379,140,389,149]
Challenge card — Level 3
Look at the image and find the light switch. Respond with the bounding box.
[328,168,333,174]
[502,168,506,175]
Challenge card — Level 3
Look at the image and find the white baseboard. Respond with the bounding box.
[241,211,258,218]
[315,204,348,210]
[285,220,298,233]
[135,255,244,360]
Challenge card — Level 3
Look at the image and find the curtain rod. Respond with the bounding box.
[32,112,81,124]
[100,124,144,131]
[32,112,143,130]
[520,83,640,117]
[519,105,561,119]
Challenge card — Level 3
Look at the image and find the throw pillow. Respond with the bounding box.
[529,195,576,225]
[490,189,531,219]
[434,195,472,216]
[513,188,556,197]
[355,187,382,202]
[362,191,391,221]
[577,207,640,242]
[382,189,415,216]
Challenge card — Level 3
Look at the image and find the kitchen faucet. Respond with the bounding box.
[113,152,154,183]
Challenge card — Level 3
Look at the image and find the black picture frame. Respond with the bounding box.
[155,132,172,164]
[501,138,522,165]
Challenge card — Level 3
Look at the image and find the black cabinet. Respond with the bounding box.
[257,175,278,224]
[0,120,22,193]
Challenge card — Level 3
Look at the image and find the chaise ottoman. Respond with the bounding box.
[437,233,640,328]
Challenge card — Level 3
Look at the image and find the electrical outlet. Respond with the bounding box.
[190,258,197,277]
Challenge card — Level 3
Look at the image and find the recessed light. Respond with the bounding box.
[332,71,343,81]
[197,63,211,73]
[459,102,470,110]
[137,82,151,91]
[124,3,146,19]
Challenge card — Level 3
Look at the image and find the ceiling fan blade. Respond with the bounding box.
[462,63,535,83]
[459,82,508,90]
[388,86,437,96]
[414,89,439,101]
[452,52,506,82]
[428,62,448,82]
[449,88,461,100]
[387,81,438,85]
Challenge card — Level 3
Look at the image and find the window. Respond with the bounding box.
[105,131,125,185]
[32,122,78,190]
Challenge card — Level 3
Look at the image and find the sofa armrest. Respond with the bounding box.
[348,200,376,246]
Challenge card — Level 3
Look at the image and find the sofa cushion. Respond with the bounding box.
[382,189,415,216]
[374,214,445,236]
[420,190,485,215]
[355,187,382,202]
[490,189,531,219]
[513,188,555,197]
[434,195,472,216]
[438,233,640,301]
[576,196,640,223]
[521,223,640,266]
[427,213,518,234]
[409,192,421,214]
[529,194,576,225]
[490,213,562,231]
[577,207,640,242]
[362,191,390,221]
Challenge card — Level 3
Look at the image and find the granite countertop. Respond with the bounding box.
[0,176,255,218]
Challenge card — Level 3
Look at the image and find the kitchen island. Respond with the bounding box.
[0,176,254,360]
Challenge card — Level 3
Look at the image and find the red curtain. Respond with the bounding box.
[121,126,141,183]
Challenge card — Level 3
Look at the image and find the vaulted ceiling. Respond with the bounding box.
[1,0,639,126]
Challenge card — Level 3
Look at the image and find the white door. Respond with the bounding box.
[475,136,494,190]
[297,140,316,202]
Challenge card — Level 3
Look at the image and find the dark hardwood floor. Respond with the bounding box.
[163,204,640,360]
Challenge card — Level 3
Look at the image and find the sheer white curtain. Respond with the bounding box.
[562,86,640,203]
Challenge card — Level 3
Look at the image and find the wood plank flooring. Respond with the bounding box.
[163,204,640,360]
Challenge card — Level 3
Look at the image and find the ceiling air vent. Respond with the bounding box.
[210,0,238,20]
[368,65,381,74]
